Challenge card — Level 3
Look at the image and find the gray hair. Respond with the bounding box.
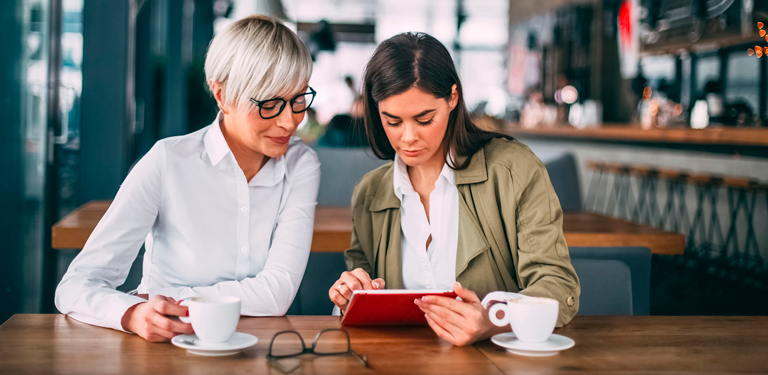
[205,15,313,111]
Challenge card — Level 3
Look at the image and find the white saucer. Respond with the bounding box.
[491,333,574,357]
[172,333,258,356]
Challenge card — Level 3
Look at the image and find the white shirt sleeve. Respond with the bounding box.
[54,142,167,332]
[147,153,321,316]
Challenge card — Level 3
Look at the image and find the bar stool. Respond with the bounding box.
[661,172,724,301]
[719,177,763,276]
[604,163,635,221]
[686,172,725,261]
[656,167,690,234]
[585,160,608,213]
[630,165,660,226]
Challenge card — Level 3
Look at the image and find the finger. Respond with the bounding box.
[425,314,455,342]
[329,287,349,308]
[147,322,179,341]
[152,299,188,318]
[145,333,171,343]
[423,308,466,340]
[349,268,374,290]
[419,295,474,318]
[151,312,194,335]
[417,300,468,329]
[338,283,355,300]
[339,273,363,292]
[453,282,481,304]
[372,278,385,289]
[160,295,178,304]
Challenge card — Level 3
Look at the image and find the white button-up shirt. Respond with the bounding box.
[393,154,459,290]
[55,114,321,332]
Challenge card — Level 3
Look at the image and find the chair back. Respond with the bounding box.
[314,147,389,206]
[543,153,582,212]
[571,259,633,315]
[569,246,652,315]
[286,252,347,315]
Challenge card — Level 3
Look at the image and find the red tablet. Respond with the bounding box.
[341,289,458,326]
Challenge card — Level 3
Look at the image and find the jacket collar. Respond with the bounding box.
[454,146,488,185]
[369,147,488,212]
[370,165,400,212]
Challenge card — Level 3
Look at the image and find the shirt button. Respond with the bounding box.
[240,247,247,253]
[567,296,575,307]
[241,206,248,212]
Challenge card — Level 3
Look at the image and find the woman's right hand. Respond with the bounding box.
[121,295,194,342]
[329,268,385,313]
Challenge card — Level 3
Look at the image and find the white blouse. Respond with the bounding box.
[393,154,459,290]
[55,114,321,332]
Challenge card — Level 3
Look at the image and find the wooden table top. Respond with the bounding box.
[2,314,766,374]
[52,201,685,255]
[507,123,768,147]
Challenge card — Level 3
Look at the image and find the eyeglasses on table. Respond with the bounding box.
[266,328,367,374]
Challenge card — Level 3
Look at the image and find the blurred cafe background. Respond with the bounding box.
[2,0,767,324]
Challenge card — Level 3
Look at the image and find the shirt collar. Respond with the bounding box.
[203,112,288,187]
[392,153,456,202]
[203,112,230,167]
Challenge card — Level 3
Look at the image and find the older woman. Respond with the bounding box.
[329,32,580,346]
[55,15,319,342]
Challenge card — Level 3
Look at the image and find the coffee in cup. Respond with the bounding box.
[180,296,241,343]
[489,297,559,343]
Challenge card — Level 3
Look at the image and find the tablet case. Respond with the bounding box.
[341,289,458,326]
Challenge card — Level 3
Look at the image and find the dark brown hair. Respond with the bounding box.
[361,32,512,170]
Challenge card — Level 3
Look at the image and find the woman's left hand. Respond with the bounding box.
[415,282,504,346]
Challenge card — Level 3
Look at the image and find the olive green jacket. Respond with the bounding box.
[344,138,580,326]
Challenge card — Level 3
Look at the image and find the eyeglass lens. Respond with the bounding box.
[290,92,314,113]
[258,90,315,119]
[258,99,286,120]
[269,331,305,357]
[313,329,351,355]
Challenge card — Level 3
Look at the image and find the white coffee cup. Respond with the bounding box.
[179,296,241,343]
[489,297,559,343]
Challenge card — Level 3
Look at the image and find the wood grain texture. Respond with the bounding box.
[508,124,768,146]
[52,203,685,254]
[51,200,112,249]
[561,212,685,255]
[0,314,502,375]
[2,315,767,374]
[476,316,768,375]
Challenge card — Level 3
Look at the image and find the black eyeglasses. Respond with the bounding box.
[249,87,316,120]
[266,329,367,374]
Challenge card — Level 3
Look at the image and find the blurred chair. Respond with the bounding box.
[543,153,582,212]
[570,246,652,316]
[316,114,368,148]
[571,259,633,315]
[286,252,346,315]
[314,147,389,206]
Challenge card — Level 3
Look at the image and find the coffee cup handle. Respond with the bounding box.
[179,299,191,324]
[488,303,510,327]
